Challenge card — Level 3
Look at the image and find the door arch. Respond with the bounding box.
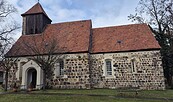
[27,68,37,88]
[21,60,43,89]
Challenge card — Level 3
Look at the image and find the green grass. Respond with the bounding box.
[0,94,169,102]
[0,86,4,92]
[0,89,172,102]
[32,89,173,98]
[140,90,173,98]
[35,89,117,95]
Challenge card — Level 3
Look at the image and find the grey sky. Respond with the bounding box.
[8,0,140,39]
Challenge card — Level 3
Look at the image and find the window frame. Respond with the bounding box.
[131,58,137,73]
[59,60,64,76]
[105,59,113,77]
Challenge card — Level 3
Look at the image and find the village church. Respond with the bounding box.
[5,3,165,90]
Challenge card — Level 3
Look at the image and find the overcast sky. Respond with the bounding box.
[8,0,140,39]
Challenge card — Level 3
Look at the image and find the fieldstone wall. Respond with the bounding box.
[7,54,91,89]
[7,50,165,90]
[8,65,18,88]
[91,50,165,90]
[4,59,20,89]
[52,53,91,89]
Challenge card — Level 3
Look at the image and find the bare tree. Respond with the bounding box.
[0,0,20,51]
[0,58,18,91]
[0,0,20,55]
[0,0,20,91]
[0,0,16,18]
[128,0,173,88]
[23,35,64,90]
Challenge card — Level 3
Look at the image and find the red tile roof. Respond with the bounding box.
[6,20,92,57]
[92,24,160,53]
[6,21,160,57]
[21,3,51,20]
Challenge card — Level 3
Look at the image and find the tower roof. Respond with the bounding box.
[21,3,51,20]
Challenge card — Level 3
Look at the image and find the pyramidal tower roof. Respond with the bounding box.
[21,3,51,20]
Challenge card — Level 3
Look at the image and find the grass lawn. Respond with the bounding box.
[32,89,173,98]
[0,89,172,102]
[0,85,4,92]
[0,94,168,102]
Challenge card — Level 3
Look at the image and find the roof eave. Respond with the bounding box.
[21,13,52,22]
[91,48,161,54]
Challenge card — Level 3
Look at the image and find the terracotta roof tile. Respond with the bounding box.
[92,24,160,53]
[21,3,50,20]
[6,22,160,57]
[6,20,92,57]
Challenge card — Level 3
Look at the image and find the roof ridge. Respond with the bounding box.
[49,19,92,25]
[22,33,42,37]
[93,23,147,30]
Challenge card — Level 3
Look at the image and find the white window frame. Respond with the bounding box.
[54,60,64,77]
[131,58,137,73]
[59,60,64,76]
[105,59,113,77]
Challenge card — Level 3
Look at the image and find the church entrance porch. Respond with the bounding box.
[21,60,43,90]
[27,68,37,88]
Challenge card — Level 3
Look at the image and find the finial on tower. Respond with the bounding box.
[38,0,39,3]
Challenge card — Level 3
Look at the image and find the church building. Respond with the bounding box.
[5,3,165,90]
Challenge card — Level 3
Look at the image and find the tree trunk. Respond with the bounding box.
[42,70,46,91]
[5,71,8,91]
[171,76,173,88]
[166,73,173,88]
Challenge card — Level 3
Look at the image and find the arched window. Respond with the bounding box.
[59,60,64,75]
[105,59,112,76]
[131,58,137,73]
[55,60,64,77]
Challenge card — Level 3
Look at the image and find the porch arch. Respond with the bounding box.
[21,60,43,89]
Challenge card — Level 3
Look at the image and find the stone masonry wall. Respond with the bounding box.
[52,53,91,89]
[8,51,165,90]
[7,54,91,90]
[91,50,165,90]
[8,65,18,88]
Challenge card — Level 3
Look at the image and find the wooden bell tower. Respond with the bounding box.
[21,3,52,35]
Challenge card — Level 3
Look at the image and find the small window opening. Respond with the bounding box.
[59,60,64,75]
[117,40,122,44]
[105,60,112,76]
[131,58,136,73]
